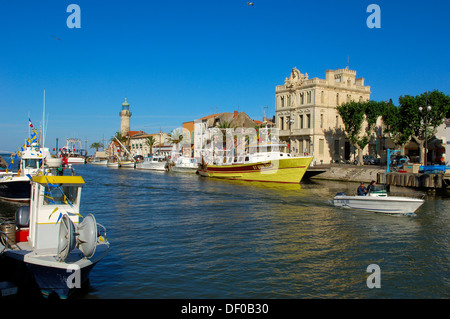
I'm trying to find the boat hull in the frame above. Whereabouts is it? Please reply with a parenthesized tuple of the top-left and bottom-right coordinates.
(171, 166, 198, 173)
(0, 177, 31, 202)
(333, 195, 424, 214)
(91, 160, 107, 165)
(67, 157, 86, 164)
(106, 162, 119, 168)
(119, 161, 135, 169)
(136, 162, 167, 171)
(198, 156, 313, 184)
(3, 243, 109, 299)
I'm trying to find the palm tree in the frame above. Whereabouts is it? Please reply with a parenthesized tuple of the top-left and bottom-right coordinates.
(89, 142, 104, 152)
(167, 129, 184, 145)
(215, 120, 235, 144)
(167, 129, 184, 156)
(145, 136, 155, 156)
(110, 131, 125, 144)
(216, 120, 234, 130)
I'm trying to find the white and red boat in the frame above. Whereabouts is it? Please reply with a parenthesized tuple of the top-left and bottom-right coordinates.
(60, 138, 86, 164)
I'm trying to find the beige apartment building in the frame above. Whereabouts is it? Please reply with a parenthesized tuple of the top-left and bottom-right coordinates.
(275, 67, 371, 164)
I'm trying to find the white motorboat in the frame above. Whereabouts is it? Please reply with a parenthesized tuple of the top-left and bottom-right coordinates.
(136, 155, 167, 171)
(0, 174, 110, 299)
(332, 184, 424, 215)
(167, 156, 199, 173)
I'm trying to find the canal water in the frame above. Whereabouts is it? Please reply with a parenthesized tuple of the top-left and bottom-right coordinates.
(1, 164, 449, 299)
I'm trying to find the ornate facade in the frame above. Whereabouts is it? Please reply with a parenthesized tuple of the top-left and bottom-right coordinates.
(275, 67, 371, 164)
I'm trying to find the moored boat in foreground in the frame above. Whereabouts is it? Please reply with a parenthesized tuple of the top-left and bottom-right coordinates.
(0, 174, 110, 298)
(332, 184, 425, 215)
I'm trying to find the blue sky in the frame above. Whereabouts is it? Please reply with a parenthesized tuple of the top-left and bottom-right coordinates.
(1, 0, 449, 152)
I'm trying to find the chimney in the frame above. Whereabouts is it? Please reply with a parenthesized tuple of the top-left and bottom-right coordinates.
(234, 110, 238, 117)
(355, 78, 365, 86)
(326, 70, 335, 83)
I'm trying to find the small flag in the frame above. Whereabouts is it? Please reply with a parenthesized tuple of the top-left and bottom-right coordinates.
(49, 207, 59, 219)
(30, 130, 38, 143)
(56, 212, 63, 224)
(29, 118, 33, 128)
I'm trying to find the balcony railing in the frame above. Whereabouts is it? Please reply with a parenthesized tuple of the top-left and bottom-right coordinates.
(278, 128, 313, 136)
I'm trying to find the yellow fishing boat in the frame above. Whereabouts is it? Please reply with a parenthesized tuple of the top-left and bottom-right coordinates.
(198, 153, 313, 184)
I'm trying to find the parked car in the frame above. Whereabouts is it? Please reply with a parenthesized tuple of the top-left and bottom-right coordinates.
(390, 155, 410, 166)
(363, 155, 381, 165)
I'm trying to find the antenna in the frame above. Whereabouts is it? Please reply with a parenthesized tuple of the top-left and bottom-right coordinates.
(42, 90, 46, 147)
(28, 112, 30, 139)
(346, 56, 349, 69)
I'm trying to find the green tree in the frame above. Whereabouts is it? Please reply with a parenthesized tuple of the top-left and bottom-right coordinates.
(167, 128, 183, 145)
(381, 100, 409, 146)
(398, 90, 450, 163)
(337, 101, 368, 164)
(110, 131, 125, 143)
(145, 136, 155, 156)
(89, 142, 104, 152)
(166, 129, 183, 156)
(216, 120, 234, 130)
(337, 100, 387, 164)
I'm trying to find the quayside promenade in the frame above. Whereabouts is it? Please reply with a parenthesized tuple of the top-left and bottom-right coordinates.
(306, 164, 450, 190)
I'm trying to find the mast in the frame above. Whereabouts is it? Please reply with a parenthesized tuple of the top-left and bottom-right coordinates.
(42, 90, 46, 147)
(114, 136, 135, 162)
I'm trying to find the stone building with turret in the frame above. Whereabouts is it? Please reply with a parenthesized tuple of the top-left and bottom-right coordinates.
(275, 67, 372, 164)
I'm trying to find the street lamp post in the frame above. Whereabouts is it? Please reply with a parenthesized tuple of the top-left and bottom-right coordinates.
(285, 116, 294, 153)
(418, 105, 432, 166)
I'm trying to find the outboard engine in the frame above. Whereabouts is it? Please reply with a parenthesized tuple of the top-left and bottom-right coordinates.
(15, 206, 30, 228)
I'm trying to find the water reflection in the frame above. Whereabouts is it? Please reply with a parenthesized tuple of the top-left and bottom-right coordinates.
(1, 164, 448, 299)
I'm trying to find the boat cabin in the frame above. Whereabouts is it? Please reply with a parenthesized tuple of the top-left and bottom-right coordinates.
(23, 175, 85, 250)
(367, 184, 388, 197)
(19, 144, 52, 176)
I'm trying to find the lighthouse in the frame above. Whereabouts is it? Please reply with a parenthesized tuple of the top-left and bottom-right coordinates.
(120, 98, 132, 137)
